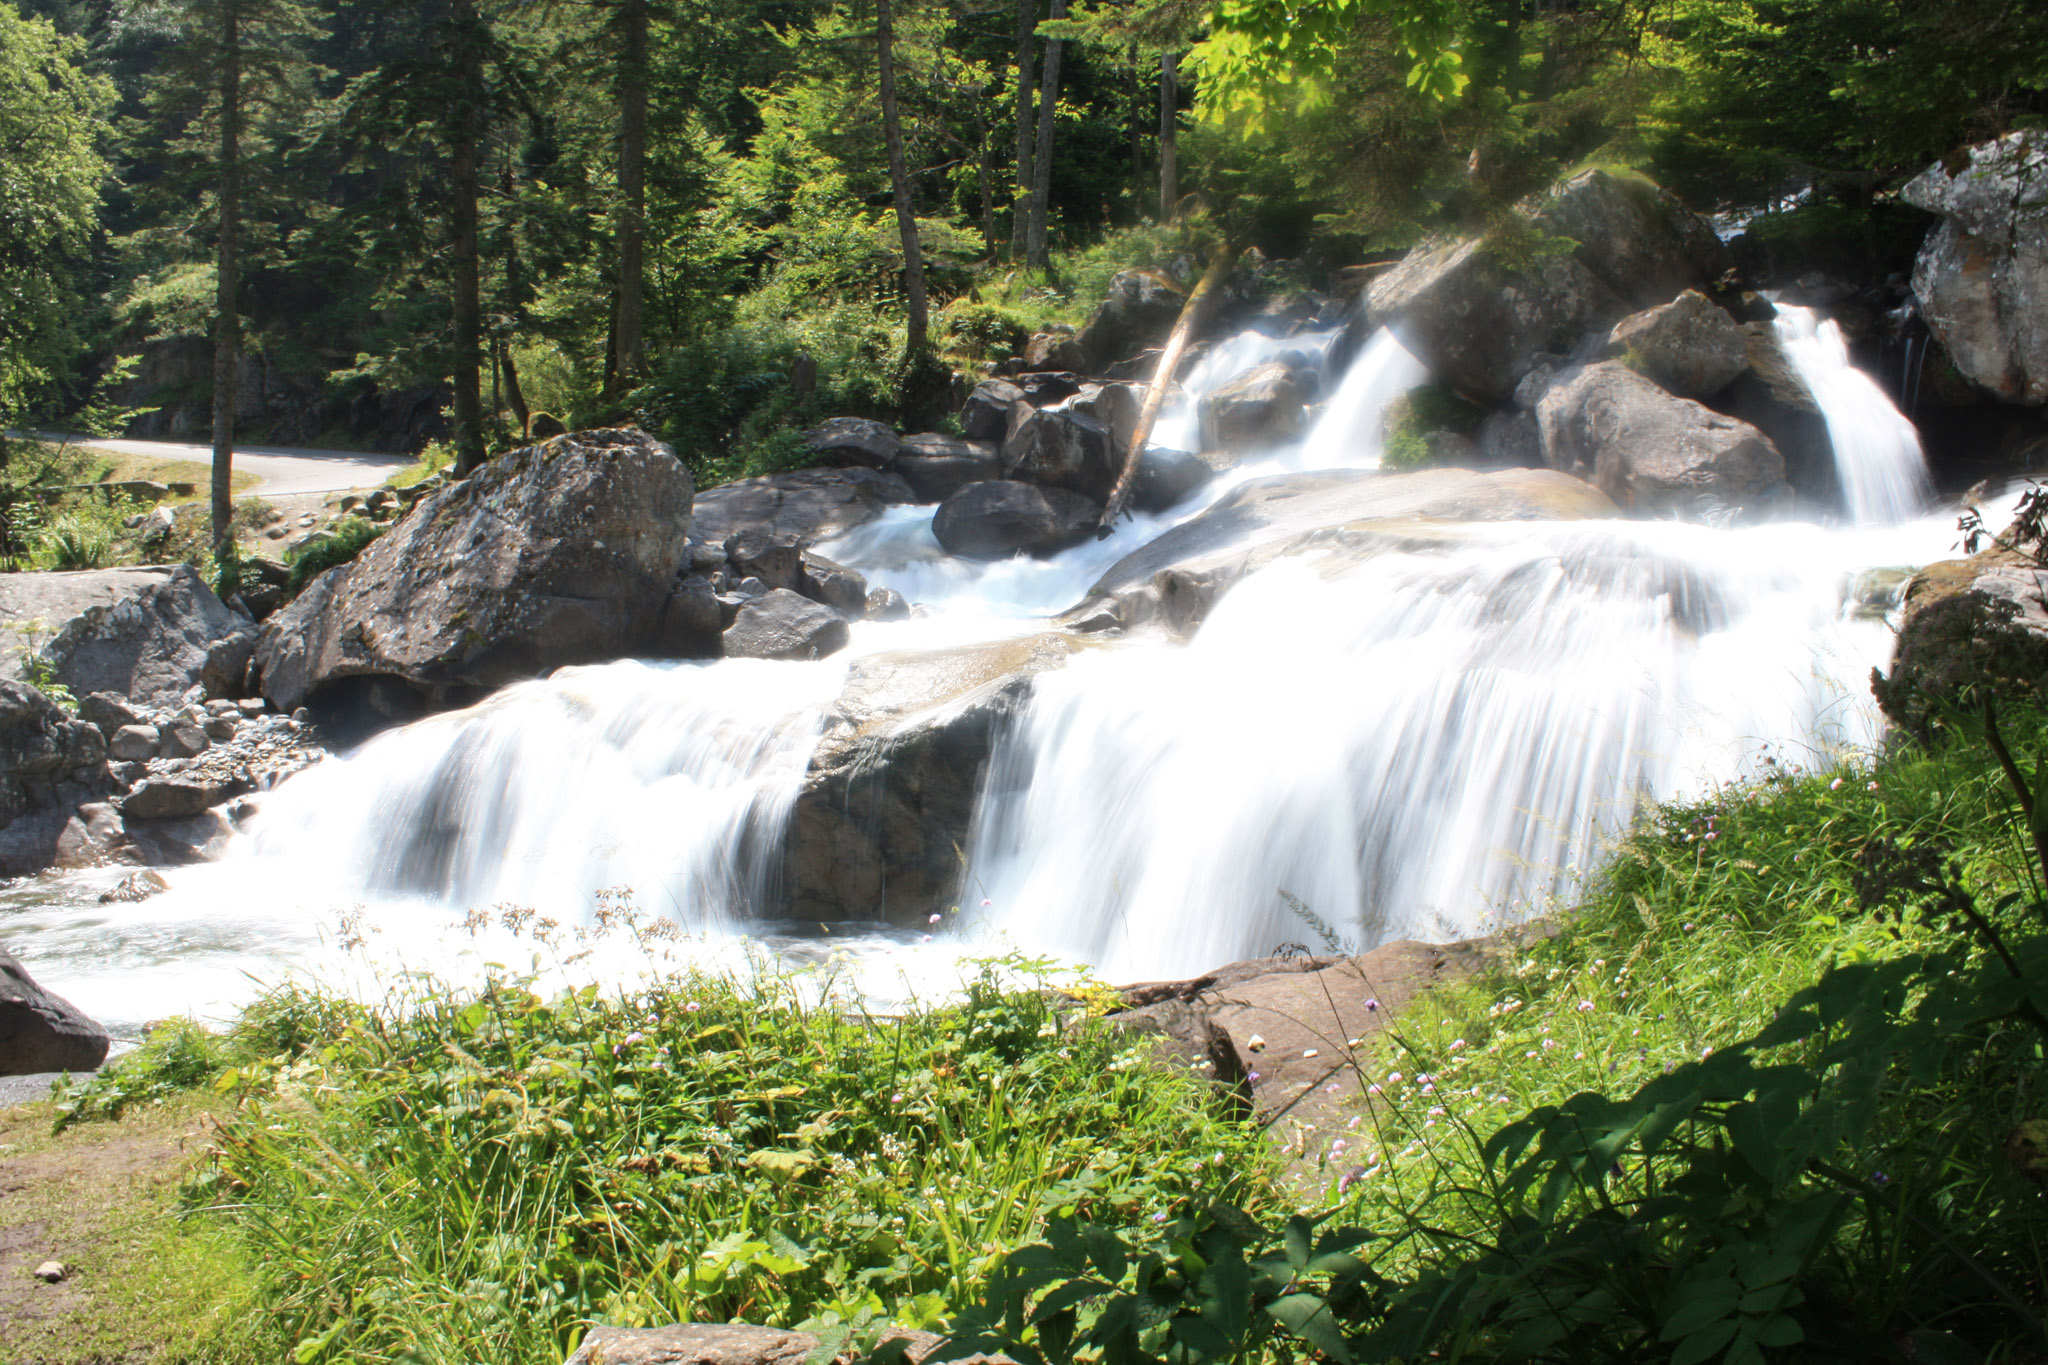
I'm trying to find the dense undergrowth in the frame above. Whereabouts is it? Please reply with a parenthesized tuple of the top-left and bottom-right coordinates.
(49, 706, 2048, 1364)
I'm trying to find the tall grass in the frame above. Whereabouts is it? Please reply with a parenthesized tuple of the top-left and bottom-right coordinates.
(64, 958, 1267, 1365)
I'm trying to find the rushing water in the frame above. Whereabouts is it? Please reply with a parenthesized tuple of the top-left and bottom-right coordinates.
(1774, 305, 1935, 525)
(0, 322, 1985, 1030)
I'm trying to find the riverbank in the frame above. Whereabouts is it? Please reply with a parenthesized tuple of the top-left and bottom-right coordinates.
(8, 696, 2044, 1363)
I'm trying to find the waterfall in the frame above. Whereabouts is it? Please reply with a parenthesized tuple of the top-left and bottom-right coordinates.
(960, 519, 1895, 980)
(0, 325, 1972, 1027)
(1774, 305, 1934, 525)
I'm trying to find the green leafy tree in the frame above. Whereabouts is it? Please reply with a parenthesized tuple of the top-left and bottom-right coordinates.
(0, 3, 112, 419)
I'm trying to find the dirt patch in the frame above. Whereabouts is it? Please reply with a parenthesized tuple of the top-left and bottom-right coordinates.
(0, 1096, 235, 1363)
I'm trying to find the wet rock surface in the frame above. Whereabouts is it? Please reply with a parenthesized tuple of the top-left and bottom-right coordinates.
(1603, 290, 1750, 397)
(781, 634, 1084, 925)
(722, 589, 851, 661)
(1080, 467, 1621, 633)
(1535, 362, 1789, 520)
(932, 481, 1103, 558)
(1877, 543, 2048, 734)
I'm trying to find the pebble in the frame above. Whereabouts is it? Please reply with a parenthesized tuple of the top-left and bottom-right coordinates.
(33, 1261, 65, 1284)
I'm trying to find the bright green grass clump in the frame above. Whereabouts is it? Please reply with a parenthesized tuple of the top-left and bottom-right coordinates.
(85, 962, 1266, 1365)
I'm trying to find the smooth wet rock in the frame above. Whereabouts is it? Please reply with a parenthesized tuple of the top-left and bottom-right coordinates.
(1201, 358, 1312, 450)
(0, 565, 256, 706)
(865, 587, 910, 621)
(255, 428, 694, 716)
(1022, 327, 1086, 372)
(960, 378, 1025, 441)
(120, 808, 234, 865)
(99, 869, 170, 904)
(1476, 410, 1543, 467)
(803, 416, 901, 468)
(1603, 290, 1749, 396)
(999, 402, 1124, 503)
(726, 528, 802, 592)
(1130, 446, 1226, 512)
(1536, 362, 1789, 520)
(158, 721, 209, 759)
(894, 433, 1001, 503)
(782, 634, 1083, 925)
(1903, 134, 2048, 405)
(688, 467, 914, 560)
(932, 481, 1102, 558)
(646, 577, 722, 659)
(722, 589, 850, 662)
(0, 944, 108, 1076)
(797, 551, 868, 616)
(1080, 466, 1620, 633)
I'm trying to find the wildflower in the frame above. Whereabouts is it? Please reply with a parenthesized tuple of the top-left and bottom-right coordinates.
(623, 1031, 643, 1046)
(1427, 1106, 1445, 1117)
(891, 1092, 905, 1103)
(1365, 998, 1379, 1011)
(980, 898, 992, 908)
(1366, 1083, 1382, 1095)
(1830, 777, 1843, 790)
(1330, 1138, 1346, 1154)
(1247, 1071, 1261, 1083)
(1573, 1051, 1585, 1060)
(1449, 1039, 1466, 1051)
(920, 934, 932, 944)
(1302, 1048, 1319, 1059)
(1702, 1045, 1713, 1057)
(929, 913, 942, 924)
(1152, 1212, 1169, 1223)
(684, 1001, 703, 1013)
(1577, 1000, 1595, 1012)
(1870, 1170, 1890, 1187)
(1246, 1034, 1267, 1052)
(1387, 1071, 1402, 1083)
(1867, 781, 1879, 792)
(1337, 1165, 1368, 1194)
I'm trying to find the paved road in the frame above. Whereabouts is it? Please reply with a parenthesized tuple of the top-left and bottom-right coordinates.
(35, 432, 413, 496)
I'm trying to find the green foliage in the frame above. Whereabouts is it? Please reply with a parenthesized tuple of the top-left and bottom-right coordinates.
(1380, 385, 1480, 470)
(0, 4, 113, 418)
(7, 617, 78, 711)
(89, 955, 1265, 1364)
(52, 1021, 229, 1129)
(38, 511, 115, 569)
(284, 515, 384, 592)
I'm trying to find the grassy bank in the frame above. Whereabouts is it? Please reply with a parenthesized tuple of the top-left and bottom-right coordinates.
(30, 708, 2048, 1364)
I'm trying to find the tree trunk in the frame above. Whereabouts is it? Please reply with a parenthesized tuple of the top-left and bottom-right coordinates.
(973, 93, 998, 253)
(449, 0, 485, 476)
(1127, 41, 1141, 181)
(611, 0, 649, 390)
(1158, 49, 1178, 222)
(1025, 0, 1066, 269)
(210, 0, 241, 552)
(1098, 244, 1235, 531)
(501, 341, 529, 435)
(1009, 0, 1034, 261)
(877, 0, 928, 353)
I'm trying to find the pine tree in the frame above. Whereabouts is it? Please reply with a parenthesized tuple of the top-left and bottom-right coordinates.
(132, 0, 317, 547)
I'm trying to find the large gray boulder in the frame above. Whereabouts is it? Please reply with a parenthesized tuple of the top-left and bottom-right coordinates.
(1535, 363, 1789, 520)
(1200, 358, 1313, 450)
(1078, 466, 1620, 633)
(1603, 290, 1749, 396)
(1076, 269, 1186, 369)
(1903, 134, 2048, 405)
(0, 566, 256, 705)
(932, 481, 1103, 558)
(1534, 169, 1733, 311)
(894, 433, 1001, 503)
(1875, 545, 2048, 735)
(255, 428, 693, 714)
(1366, 238, 1620, 403)
(1366, 170, 1732, 403)
(722, 589, 850, 661)
(0, 944, 108, 1076)
(780, 634, 1082, 925)
(803, 416, 901, 467)
(960, 378, 1025, 441)
(688, 466, 915, 555)
(999, 386, 1140, 503)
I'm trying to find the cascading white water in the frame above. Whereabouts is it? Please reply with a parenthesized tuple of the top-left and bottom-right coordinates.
(960, 519, 1898, 979)
(1774, 305, 1934, 525)
(0, 325, 1987, 1029)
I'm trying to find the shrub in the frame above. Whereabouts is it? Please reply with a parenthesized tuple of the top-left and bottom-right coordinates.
(284, 515, 385, 593)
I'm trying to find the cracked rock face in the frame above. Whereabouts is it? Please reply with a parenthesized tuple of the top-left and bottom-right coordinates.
(1905, 134, 2048, 406)
(254, 428, 694, 716)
